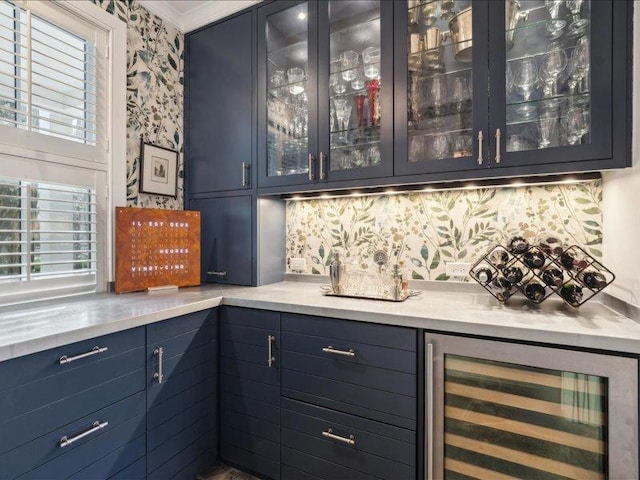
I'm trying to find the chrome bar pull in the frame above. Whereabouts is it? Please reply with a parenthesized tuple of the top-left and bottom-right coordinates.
(477, 130, 484, 165)
(322, 428, 355, 446)
(267, 335, 276, 367)
(241, 162, 249, 186)
(154, 347, 164, 384)
(322, 346, 355, 357)
(59, 346, 108, 365)
(319, 152, 327, 180)
(207, 270, 227, 277)
(426, 342, 434, 480)
(495, 128, 502, 164)
(59, 420, 108, 448)
(308, 154, 316, 181)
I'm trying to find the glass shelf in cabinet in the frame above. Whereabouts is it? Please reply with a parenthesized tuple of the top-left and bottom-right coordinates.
(267, 38, 309, 58)
(507, 5, 592, 37)
(329, 137, 381, 152)
(329, 16, 381, 42)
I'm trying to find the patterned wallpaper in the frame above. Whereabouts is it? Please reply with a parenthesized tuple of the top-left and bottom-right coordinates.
(92, 0, 184, 209)
(286, 180, 603, 281)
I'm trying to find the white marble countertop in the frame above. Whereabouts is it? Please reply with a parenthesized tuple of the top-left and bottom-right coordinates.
(0, 281, 639, 362)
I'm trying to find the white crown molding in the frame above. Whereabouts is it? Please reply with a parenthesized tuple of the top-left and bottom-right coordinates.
(138, 1, 261, 33)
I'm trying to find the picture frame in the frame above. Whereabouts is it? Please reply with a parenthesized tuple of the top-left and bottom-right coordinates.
(139, 139, 178, 198)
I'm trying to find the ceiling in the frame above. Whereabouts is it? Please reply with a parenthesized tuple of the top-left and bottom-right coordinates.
(138, 0, 262, 33)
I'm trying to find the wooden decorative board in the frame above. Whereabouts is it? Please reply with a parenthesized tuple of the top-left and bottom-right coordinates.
(115, 207, 200, 293)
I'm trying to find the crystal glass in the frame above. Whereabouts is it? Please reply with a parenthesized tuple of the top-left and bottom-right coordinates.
(566, 0, 588, 37)
(339, 50, 359, 81)
(568, 35, 589, 97)
(545, 0, 566, 39)
(440, 0, 455, 21)
(540, 42, 567, 97)
(422, 1, 438, 27)
(350, 68, 365, 90)
(565, 106, 589, 145)
(538, 108, 558, 148)
(287, 67, 305, 95)
(510, 57, 539, 116)
(362, 46, 381, 78)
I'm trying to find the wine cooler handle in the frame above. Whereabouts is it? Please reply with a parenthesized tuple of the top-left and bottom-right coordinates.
(308, 154, 316, 181)
(477, 131, 484, 165)
(495, 128, 502, 164)
(426, 342, 434, 480)
(267, 335, 276, 367)
(241, 162, 249, 186)
(154, 347, 164, 384)
(319, 152, 327, 180)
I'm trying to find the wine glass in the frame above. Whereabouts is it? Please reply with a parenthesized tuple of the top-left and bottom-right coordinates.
(333, 98, 347, 142)
(540, 42, 567, 97)
(564, 106, 589, 145)
(340, 51, 359, 81)
(362, 47, 381, 79)
(440, 0, 455, 21)
(567, 36, 589, 98)
(428, 74, 448, 117)
(351, 68, 365, 90)
(538, 108, 558, 148)
(431, 134, 449, 159)
(566, 0, 588, 37)
(510, 57, 539, 116)
(545, 0, 566, 39)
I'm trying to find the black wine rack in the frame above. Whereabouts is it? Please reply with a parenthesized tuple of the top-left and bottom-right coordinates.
(469, 243, 615, 308)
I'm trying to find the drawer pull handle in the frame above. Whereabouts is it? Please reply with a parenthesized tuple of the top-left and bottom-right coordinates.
(426, 342, 434, 480)
(268, 335, 276, 367)
(154, 347, 164, 384)
(59, 346, 108, 365)
(207, 270, 227, 277)
(59, 420, 108, 448)
(322, 428, 355, 446)
(495, 128, 502, 164)
(322, 346, 355, 357)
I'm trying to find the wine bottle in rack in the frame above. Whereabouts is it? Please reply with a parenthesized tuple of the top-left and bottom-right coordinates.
(508, 236, 529, 254)
(475, 267, 493, 284)
(524, 282, 546, 302)
(541, 268, 564, 287)
(502, 266, 524, 284)
(581, 270, 607, 290)
(560, 283, 584, 306)
(523, 250, 545, 269)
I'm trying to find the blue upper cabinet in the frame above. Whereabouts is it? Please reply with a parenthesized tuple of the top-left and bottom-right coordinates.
(393, 0, 631, 181)
(257, 0, 394, 191)
(186, 10, 254, 195)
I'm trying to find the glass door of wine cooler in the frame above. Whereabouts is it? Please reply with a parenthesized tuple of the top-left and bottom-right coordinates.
(426, 333, 638, 480)
(394, 1, 489, 177)
(490, 0, 612, 168)
(318, 0, 393, 181)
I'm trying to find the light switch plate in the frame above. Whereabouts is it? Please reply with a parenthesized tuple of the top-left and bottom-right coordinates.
(290, 257, 307, 272)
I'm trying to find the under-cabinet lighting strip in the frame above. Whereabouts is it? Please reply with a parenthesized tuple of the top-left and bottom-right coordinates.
(281, 172, 601, 201)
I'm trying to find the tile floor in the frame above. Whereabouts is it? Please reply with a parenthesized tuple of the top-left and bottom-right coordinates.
(197, 463, 260, 480)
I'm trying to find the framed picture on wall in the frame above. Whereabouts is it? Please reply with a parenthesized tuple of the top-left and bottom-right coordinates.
(140, 139, 178, 197)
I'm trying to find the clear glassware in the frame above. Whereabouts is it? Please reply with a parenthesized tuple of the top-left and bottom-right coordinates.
(565, 106, 589, 145)
(431, 134, 449, 159)
(362, 46, 381, 79)
(287, 67, 305, 95)
(540, 42, 567, 97)
(340, 50, 359, 81)
(545, 0, 566, 39)
(568, 36, 589, 98)
(538, 108, 558, 148)
(351, 68, 365, 90)
(510, 57, 539, 116)
(566, 0, 588, 37)
(422, 1, 438, 27)
(428, 74, 448, 117)
(440, 0, 455, 21)
(451, 76, 470, 114)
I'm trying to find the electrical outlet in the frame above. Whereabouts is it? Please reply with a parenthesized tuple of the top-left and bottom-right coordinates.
(290, 257, 307, 272)
(446, 262, 471, 277)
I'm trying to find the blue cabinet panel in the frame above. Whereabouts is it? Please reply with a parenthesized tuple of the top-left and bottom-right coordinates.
(147, 340, 216, 391)
(221, 409, 280, 444)
(221, 425, 280, 461)
(221, 373, 279, 407)
(221, 443, 280, 480)
(147, 358, 215, 408)
(106, 457, 146, 480)
(146, 431, 214, 480)
(67, 434, 145, 480)
(147, 310, 213, 345)
(221, 307, 280, 330)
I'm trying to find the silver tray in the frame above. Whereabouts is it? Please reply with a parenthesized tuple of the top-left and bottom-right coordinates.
(320, 285, 421, 302)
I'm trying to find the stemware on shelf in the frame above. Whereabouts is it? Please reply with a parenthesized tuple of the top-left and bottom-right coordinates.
(270, 70, 285, 88)
(566, 0, 588, 37)
(431, 133, 449, 159)
(565, 106, 589, 145)
(510, 56, 539, 117)
(351, 68, 365, 90)
(428, 74, 448, 118)
(362, 47, 381, 79)
(567, 35, 590, 99)
(540, 42, 567, 97)
(538, 108, 559, 148)
(545, 0, 566, 39)
(287, 67, 305, 95)
(340, 50, 359, 81)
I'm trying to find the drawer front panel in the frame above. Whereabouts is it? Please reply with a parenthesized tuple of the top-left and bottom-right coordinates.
(5, 392, 145, 480)
(147, 340, 216, 392)
(0, 369, 144, 457)
(221, 306, 279, 331)
(147, 321, 216, 362)
(281, 399, 416, 480)
(148, 375, 215, 431)
(221, 408, 279, 444)
(221, 391, 280, 425)
(221, 425, 280, 461)
(147, 309, 213, 344)
(147, 430, 214, 480)
(221, 443, 280, 480)
(148, 357, 215, 407)
(0, 346, 145, 424)
(68, 434, 145, 480)
(106, 457, 146, 480)
(281, 314, 416, 351)
(0, 326, 144, 393)
(221, 355, 279, 386)
(221, 373, 279, 407)
(281, 465, 322, 480)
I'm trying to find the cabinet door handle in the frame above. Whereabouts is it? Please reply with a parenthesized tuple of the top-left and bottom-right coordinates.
(241, 162, 250, 186)
(322, 346, 355, 357)
(477, 130, 484, 165)
(495, 128, 502, 164)
(207, 270, 227, 277)
(308, 154, 316, 181)
(426, 342, 434, 480)
(322, 428, 355, 446)
(59, 346, 108, 365)
(319, 152, 327, 180)
(154, 347, 164, 384)
(267, 335, 276, 367)
(59, 420, 108, 448)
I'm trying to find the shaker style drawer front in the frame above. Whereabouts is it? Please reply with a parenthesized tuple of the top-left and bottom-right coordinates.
(281, 314, 417, 429)
(1, 391, 145, 480)
(281, 398, 416, 480)
(146, 309, 212, 345)
(0, 326, 144, 393)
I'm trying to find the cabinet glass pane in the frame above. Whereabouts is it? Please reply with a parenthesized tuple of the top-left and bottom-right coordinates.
(266, 3, 309, 177)
(444, 354, 606, 479)
(328, 1, 381, 171)
(506, 1, 591, 153)
(406, 0, 473, 163)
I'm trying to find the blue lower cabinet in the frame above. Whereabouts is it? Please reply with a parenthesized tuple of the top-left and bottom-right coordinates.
(281, 398, 416, 480)
(146, 309, 218, 480)
(220, 306, 281, 480)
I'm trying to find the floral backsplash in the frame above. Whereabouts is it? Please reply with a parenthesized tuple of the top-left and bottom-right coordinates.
(92, 0, 184, 209)
(286, 180, 602, 281)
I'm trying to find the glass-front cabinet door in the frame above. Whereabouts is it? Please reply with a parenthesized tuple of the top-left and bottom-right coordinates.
(317, 0, 393, 182)
(258, 1, 317, 188)
(426, 334, 638, 479)
(394, 1, 489, 177)
(490, 0, 613, 169)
